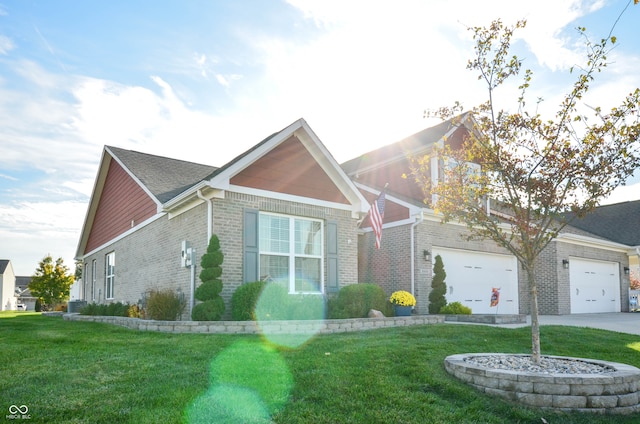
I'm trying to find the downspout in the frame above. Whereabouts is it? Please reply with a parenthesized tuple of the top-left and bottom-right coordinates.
(197, 189, 213, 241)
(192, 189, 213, 316)
(410, 211, 425, 307)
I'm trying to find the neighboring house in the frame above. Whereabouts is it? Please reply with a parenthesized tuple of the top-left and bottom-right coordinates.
(76, 119, 369, 318)
(15, 276, 36, 311)
(342, 115, 634, 315)
(1, 259, 16, 311)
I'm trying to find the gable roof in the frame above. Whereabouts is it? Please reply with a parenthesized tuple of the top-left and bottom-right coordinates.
(164, 118, 369, 216)
(106, 146, 216, 204)
(567, 200, 640, 247)
(0, 259, 9, 274)
(77, 118, 370, 259)
(341, 113, 472, 178)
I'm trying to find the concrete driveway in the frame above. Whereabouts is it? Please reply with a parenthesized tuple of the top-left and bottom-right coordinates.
(501, 313, 640, 336)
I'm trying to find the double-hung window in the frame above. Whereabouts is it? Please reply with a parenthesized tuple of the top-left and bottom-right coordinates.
(105, 252, 115, 299)
(91, 259, 97, 301)
(259, 213, 323, 293)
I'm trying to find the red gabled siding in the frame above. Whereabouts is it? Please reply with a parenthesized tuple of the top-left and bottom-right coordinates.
(355, 157, 428, 204)
(230, 135, 350, 204)
(85, 159, 157, 253)
(360, 190, 409, 229)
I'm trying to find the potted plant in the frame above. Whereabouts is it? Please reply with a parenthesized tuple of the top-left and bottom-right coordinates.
(389, 290, 416, 316)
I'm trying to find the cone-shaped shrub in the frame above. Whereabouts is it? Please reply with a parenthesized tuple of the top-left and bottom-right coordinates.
(192, 234, 226, 320)
(428, 254, 447, 314)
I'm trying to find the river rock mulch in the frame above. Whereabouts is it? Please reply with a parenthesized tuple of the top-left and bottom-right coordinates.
(464, 354, 616, 374)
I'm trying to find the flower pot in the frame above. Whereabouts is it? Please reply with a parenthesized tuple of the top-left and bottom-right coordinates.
(394, 305, 412, 316)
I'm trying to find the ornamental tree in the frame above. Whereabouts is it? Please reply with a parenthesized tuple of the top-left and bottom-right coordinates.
(411, 5, 640, 364)
(28, 255, 75, 311)
(428, 255, 447, 314)
(192, 234, 226, 321)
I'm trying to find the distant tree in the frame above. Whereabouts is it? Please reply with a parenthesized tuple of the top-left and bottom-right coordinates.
(29, 255, 74, 311)
(192, 235, 226, 321)
(428, 255, 447, 314)
(411, 6, 640, 363)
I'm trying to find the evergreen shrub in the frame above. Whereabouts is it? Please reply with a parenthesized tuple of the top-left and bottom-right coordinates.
(231, 281, 266, 321)
(328, 283, 390, 319)
(429, 255, 447, 314)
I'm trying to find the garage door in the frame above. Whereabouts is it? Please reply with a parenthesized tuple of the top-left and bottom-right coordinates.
(432, 248, 519, 314)
(569, 258, 620, 314)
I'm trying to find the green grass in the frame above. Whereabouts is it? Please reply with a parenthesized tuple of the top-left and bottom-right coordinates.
(1, 315, 640, 423)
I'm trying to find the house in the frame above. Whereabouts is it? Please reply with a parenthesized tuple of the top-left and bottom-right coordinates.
(342, 115, 634, 315)
(0, 260, 33, 311)
(15, 276, 36, 311)
(1, 259, 16, 311)
(75, 119, 369, 318)
(76, 116, 635, 318)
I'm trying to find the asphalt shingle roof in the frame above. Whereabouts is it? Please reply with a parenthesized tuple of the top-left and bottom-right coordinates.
(0, 259, 9, 274)
(107, 146, 217, 204)
(341, 115, 466, 175)
(567, 200, 640, 246)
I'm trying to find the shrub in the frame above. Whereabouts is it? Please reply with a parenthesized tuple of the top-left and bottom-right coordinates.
(254, 282, 291, 320)
(79, 302, 129, 316)
(128, 304, 145, 318)
(192, 234, 226, 321)
(231, 281, 266, 321)
(145, 289, 185, 321)
(54, 303, 68, 312)
(328, 283, 390, 319)
(192, 297, 225, 321)
(440, 301, 472, 315)
(429, 255, 447, 314)
(288, 294, 325, 320)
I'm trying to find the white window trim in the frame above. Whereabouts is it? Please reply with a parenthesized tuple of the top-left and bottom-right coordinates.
(105, 252, 115, 300)
(259, 212, 325, 294)
(91, 260, 97, 302)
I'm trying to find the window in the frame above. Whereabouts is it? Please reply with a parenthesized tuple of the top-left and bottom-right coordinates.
(91, 260, 97, 302)
(259, 213, 323, 293)
(105, 252, 115, 299)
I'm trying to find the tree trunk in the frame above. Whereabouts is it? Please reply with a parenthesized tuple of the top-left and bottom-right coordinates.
(527, 267, 541, 364)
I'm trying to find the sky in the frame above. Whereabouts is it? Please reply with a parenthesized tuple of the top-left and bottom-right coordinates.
(0, 0, 638, 276)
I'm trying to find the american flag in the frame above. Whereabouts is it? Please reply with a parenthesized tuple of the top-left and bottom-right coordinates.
(370, 190, 386, 249)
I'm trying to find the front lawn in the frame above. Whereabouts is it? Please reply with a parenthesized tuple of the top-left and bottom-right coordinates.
(1, 314, 639, 423)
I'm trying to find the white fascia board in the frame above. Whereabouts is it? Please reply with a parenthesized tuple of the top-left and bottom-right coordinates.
(79, 213, 166, 259)
(296, 120, 369, 214)
(556, 232, 632, 253)
(229, 185, 357, 213)
(209, 119, 306, 189)
(358, 217, 417, 235)
(105, 146, 163, 212)
(162, 180, 209, 210)
(207, 118, 368, 216)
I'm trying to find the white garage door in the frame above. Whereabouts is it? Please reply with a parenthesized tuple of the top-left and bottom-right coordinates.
(569, 258, 620, 314)
(432, 248, 519, 314)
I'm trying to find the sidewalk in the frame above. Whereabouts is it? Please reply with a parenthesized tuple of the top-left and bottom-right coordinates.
(497, 313, 640, 335)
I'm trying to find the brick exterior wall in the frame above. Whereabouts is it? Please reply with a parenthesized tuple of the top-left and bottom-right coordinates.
(358, 216, 630, 316)
(82, 191, 359, 319)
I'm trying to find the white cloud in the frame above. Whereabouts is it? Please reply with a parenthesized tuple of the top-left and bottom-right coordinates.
(0, 35, 14, 54)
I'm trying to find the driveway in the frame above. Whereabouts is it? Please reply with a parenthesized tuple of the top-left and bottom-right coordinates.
(500, 313, 640, 335)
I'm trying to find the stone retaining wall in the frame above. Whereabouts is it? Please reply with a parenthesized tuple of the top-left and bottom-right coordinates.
(445, 353, 640, 414)
(63, 313, 444, 334)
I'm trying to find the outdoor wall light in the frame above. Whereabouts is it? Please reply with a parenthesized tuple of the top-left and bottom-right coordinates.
(423, 249, 431, 261)
(624, 267, 630, 275)
(562, 259, 569, 269)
